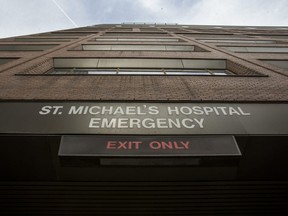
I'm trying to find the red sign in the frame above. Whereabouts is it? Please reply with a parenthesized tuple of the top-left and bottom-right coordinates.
(59, 135, 241, 157)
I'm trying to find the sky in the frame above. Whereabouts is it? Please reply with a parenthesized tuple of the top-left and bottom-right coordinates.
(0, 0, 288, 38)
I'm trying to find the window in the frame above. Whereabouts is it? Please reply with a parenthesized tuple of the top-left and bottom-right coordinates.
(104, 32, 167, 37)
(221, 46, 288, 53)
(262, 60, 288, 70)
(50, 68, 233, 76)
(48, 58, 232, 76)
(0, 44, 58, 51)
(82, 44, 196, 51)
(139, 28, 163, 32)
(95, 38, 180, 42)
(0, 58, 17, 65)
(180, 33, 234, 37)
(199, 39, 275, 44)
(54, 58, 226, 69)
(39, 33, 89, 36)
(110, 28, 133, 32)
(246, 34, 288, 39)
(51, 32, 97, 35)
(14, 38, 72, 42)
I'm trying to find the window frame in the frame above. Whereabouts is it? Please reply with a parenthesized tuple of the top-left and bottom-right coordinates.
(48, 68, 234, 76)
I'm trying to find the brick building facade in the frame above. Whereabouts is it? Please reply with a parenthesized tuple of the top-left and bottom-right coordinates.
(0, 24, 288, 215)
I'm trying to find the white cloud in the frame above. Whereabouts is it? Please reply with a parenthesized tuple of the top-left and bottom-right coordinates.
(0, 0, 288, 38)
(176, 0, 288, 26)
(129, 0, 288, 26)
(0, 0, 79, 38)
(136, 0, 166, 12)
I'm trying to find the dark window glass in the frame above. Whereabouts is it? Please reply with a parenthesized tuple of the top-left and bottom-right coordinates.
(82, 44, 195, 51)
(49, 68, 233, 76)
(262, 60, 288, 70)
(221, 46, 288, 53)
(200, 39, 275, 44)
(95, 38, 180, 42)
(54, 58, 226, 69)
(14, 38, 72, 42)
(0, 44, 57, 51)
(0, 58, 17, 65)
